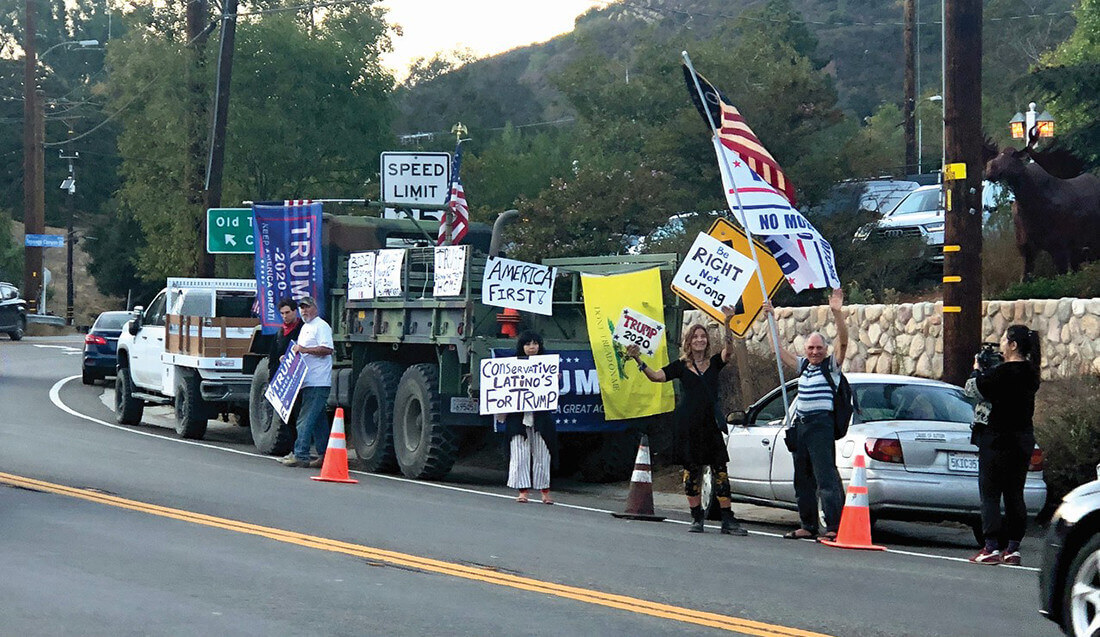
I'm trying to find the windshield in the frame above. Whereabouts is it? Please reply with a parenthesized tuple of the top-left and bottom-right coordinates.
(854, 383, 974, 424)
(889, 188, 941, 217)
(93, 312, 131, 330)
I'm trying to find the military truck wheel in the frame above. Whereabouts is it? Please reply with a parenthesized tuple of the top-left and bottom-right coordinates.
(392, 364, 456, 480)
(115, 366, 144, 425)
(349, 361, 402, 473)
(174, 369, 209, 439)
(578, 430, 641, 483)
(248, 366, 294, 455)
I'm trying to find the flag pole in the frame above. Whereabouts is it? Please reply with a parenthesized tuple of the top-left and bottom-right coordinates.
(682, 51, 791, 415)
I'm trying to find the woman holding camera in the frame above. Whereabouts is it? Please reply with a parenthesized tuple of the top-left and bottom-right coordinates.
(626, 307, 747, 537)
(968, 324, 1041, 566)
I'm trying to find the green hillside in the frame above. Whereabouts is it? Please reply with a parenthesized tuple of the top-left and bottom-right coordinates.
(394, 0, 1076, 139)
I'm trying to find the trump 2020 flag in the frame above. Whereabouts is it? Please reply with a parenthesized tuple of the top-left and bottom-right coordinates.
(253, 200, 325, 333)
(683, 64, 840, 291)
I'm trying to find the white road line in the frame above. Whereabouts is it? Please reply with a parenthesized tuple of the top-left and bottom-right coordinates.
(48, 375, 1040, 573)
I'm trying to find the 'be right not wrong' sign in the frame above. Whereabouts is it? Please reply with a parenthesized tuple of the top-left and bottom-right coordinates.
(671, 232, 757, 319)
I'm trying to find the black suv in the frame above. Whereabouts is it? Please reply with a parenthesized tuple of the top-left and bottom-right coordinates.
(0, 282, 26, 340)
(1040, 470, 1100, 635)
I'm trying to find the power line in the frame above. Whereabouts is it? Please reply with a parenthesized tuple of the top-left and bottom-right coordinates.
(615, 0, 1073, 28)
(232, 0, 373, 18)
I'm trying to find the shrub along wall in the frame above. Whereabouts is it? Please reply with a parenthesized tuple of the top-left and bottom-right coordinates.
(684, 297, 1100, 380)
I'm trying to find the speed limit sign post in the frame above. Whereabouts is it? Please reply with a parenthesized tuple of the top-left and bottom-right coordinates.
(612, 307, 665, 357)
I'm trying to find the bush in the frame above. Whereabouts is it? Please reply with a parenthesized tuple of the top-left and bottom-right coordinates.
(996, 261, 1100, 300)
(1034, 376, 1100, 509)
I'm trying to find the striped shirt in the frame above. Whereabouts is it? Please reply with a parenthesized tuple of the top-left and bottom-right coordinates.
(795, 355, 837, 416)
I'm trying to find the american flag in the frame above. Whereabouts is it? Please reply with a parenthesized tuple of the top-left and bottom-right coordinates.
(683, 65, 798, 207)
(438, 142, 469, 245)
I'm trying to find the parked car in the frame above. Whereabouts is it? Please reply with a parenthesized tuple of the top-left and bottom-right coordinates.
(1039, 467, 1100, 636)
(82, 310, 132, 384)
(704, 372, 1046, 543)
(0, 281, 26, 341)
(851, 183, 1008, 262)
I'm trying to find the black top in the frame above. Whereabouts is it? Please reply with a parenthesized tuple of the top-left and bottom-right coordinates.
(661, 352, 728, 466)
(268, 320, 303, 377)
(975, 361, 1039, 437)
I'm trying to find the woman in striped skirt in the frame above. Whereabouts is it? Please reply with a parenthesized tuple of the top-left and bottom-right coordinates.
(497, 331, 558, 504)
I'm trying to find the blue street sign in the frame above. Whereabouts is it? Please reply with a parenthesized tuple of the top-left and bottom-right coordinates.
(25, 234, 65, 248)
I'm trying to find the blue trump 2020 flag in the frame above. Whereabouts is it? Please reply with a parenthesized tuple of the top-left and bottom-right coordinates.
(252, 200, 324, 334)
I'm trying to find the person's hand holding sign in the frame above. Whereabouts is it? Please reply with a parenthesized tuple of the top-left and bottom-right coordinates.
(626, 343, 665, 382)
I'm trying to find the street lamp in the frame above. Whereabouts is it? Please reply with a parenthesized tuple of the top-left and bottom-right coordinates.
(1009, 102, 1055, 141)
(917, 95, 944, 176)
(22, 37, 100, 316)
(39, 39, 100, 60)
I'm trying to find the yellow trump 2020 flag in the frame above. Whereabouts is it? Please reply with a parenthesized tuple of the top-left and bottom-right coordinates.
(581, 268, 675, 421)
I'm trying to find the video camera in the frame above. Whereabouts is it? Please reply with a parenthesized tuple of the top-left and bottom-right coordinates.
(976, 342, 1004, 372)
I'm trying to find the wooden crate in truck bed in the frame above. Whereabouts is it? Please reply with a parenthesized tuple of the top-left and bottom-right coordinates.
(166, 314, 259, 358)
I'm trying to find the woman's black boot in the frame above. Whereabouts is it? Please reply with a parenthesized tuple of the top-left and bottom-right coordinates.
(689, 505, 705, 533)
(720, 508, 748, 536)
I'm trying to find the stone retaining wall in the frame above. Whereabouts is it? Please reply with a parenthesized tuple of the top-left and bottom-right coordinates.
(684, 297, 1100, 380)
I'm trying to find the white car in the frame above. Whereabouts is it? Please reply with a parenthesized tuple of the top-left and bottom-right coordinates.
(852, 183, 1007, 262)
(705, 373, 1046, 543)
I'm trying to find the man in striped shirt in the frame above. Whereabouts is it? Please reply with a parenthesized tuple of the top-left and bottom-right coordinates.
(763, 289, 849, 541)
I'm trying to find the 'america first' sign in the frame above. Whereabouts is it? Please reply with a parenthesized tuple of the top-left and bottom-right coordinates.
(481, 256, 557, 316)
(253, 202, 325, 334)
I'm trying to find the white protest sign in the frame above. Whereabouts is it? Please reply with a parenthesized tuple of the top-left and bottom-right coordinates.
(433, 245, 467, 297)
(612, 307, 665, 357)
(374, 249, 405, 297)
(347, 251, 376, 300)
(481, 256, 557, 316)
(671, 232, 757, 312)
(479, 354, 561, 415)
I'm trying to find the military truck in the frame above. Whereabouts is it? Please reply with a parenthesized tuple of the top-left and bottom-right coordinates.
(247, 210, 682, 481)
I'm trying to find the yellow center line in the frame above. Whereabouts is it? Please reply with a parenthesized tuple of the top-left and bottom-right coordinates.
(1, 471, 832, 637)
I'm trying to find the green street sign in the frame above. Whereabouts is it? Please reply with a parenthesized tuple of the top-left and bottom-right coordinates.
(207, 208, 255, 254)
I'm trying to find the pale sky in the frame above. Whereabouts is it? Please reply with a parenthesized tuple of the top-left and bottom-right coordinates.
(379, 0, 610, 81)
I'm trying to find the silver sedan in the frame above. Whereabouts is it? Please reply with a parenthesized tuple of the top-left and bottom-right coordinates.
(704, 373, 1046, 544)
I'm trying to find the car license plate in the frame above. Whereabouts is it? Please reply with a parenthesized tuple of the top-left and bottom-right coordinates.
(948, 452, 979, 473)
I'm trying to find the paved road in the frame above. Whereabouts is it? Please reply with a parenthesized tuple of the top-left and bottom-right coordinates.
(0, 336, 1061, 636)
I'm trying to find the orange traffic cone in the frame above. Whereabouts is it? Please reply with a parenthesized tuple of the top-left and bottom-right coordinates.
(311, 407, 358, 484)
(611, 435, 665, 522)
(820, 454, 884, 551)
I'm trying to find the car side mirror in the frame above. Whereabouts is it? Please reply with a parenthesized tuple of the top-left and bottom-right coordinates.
(727, 410, 748, 427)
(128, 314, 143, 335)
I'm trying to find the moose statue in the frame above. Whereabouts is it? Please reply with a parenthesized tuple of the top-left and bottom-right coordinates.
(984, 135, 1100, 280)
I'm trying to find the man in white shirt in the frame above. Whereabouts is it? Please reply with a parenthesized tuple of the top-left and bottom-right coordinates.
(281, 296, 334, 468)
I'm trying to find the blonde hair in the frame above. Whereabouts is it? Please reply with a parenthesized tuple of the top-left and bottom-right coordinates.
(679, 323, 712, 363)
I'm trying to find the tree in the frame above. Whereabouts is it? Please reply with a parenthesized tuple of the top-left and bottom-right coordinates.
(106, 4, 395, 281)
(1025, 0, 1100, 169)
(512, 165, 689, 260)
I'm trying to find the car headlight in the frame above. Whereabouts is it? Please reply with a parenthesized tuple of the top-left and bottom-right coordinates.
(923, 222, 945, 233)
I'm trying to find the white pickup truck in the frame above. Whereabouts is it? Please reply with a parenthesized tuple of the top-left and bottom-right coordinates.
(115, 278, 259, 439)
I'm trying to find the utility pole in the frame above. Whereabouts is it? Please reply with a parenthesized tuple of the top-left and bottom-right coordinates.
(185, 0, 212, 277)
(22, 0, 42, 314)
(903, 0, 917, 176)
(60, 147, 78, 326)
(941, 0, 983, 386)
(203, 0, 239, 278)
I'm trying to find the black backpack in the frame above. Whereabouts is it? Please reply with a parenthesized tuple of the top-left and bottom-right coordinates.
(799, 357, 855, 440)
